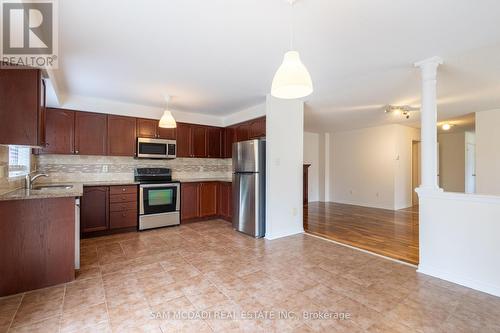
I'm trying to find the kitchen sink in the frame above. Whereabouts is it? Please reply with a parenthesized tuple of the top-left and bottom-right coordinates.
(32, 184, 74, 190)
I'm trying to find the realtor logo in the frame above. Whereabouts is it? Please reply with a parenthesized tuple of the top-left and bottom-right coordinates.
(1, 0, 58, 68)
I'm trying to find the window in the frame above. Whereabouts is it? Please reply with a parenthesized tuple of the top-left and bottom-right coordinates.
(8, 146, 31, 177)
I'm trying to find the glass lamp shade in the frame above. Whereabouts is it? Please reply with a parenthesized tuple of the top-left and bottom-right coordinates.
(159, 110, 176, 128)
(271, 51, 313, 99)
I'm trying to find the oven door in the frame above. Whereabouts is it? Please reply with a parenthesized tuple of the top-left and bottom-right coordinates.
(140, 183, 180, 215)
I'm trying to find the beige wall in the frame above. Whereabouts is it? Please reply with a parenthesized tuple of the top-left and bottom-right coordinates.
(330, 124, 420, 210)
(476, 109, 500, 195)
(438, 132, 466, 193)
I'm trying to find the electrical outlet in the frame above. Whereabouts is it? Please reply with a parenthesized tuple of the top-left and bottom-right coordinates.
(102, 165, 109, 173)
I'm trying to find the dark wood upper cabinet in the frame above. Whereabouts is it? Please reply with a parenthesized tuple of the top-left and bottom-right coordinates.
(176, 123, 192, 157)
(158, 126, 176, 140)
(0, 67, 45, 146)
(191, 125, 207, 158)
(207, 127, 222, 158)
(235, 123, 250, 142)
(136, 118, 158, 138)
(249, 117, 266, 139)
(137, 118, 176, 140)
(199, 182, 218, 217)
(75, 112, 107, 156)
(108, 115, 136, 156)
(181, 183, 200, 220)
(81, 186, 109, 233)
(40, 108, 75, 154)
(223, 127, 235, 158)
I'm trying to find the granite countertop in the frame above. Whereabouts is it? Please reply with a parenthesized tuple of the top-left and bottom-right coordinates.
(79, 180, 140, 187)
(177, 177, 232, 183)
(0, 183, 83, 201)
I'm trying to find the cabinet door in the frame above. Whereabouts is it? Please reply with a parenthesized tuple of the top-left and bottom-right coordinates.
(40, 108, 75, 154)
(218, 182, 233, 219)
(181, 183, 200, 220)
(207, 127, 222, 158)
(0, 68, 42, 146)
(81, 187, 109, 233)
(223, 127, 235, 158)
(38, 79, 47, 147)
(249, 117, 266, 139)
(158, 126, 176, 140)
(108, 115, 136, 156)
(235, 123, 250, 142)
(75, 112, 107, 156)
(136, 118, 158, 138)
(199, 182, 218, 217)
(176, 123, 191, 157)
(191, 125, 208, 158)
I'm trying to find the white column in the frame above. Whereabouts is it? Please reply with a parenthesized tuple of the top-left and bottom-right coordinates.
(265, 95, 304, 240)
(414, 56, 443, 192)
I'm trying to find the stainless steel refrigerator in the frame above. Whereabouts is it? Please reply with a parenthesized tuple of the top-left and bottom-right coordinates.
(232, 139, 266, 238)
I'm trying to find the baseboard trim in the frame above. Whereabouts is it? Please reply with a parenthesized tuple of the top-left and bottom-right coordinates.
(265, 228, 304, 241)
(417, 264, 500, 297)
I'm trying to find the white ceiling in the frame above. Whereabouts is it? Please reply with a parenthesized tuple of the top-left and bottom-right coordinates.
(52, 0, 500, 131)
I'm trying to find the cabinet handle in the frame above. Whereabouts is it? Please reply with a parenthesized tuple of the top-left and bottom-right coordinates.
(122, 213, 126, 217)
(122, 188, 126, 192)
(75, 150, 79, 154)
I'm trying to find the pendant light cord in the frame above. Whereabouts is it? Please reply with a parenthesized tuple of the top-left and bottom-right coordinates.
(289, 0, 294, 51)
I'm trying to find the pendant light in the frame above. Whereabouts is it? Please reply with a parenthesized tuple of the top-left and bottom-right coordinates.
(271, 0, 313, 99)
(159, 95, 177, 128)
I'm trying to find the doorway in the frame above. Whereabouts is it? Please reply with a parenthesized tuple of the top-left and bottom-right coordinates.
(412, 141, 421, 206)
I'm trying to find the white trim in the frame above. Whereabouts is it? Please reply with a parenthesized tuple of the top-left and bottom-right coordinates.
(304, 232, 417, 268)
(417, 189, 500, 204)
(418, 264, 500, 297)
(265, 228, 304, 241)
(414, 56, 444, 68)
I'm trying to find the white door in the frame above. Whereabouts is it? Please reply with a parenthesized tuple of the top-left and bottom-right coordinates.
(466, 143, 476, 193)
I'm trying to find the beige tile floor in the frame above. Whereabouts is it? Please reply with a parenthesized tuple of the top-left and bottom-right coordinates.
(1, 219, 499, 332)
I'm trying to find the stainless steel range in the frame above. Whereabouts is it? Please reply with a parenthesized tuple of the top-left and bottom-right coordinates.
(135, 168, 180, 230)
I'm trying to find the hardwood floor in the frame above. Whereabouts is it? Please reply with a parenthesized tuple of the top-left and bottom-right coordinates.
(304, 202, 419, 264)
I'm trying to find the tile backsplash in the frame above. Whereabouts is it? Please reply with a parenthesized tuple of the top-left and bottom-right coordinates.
(35, 154, 232, 183)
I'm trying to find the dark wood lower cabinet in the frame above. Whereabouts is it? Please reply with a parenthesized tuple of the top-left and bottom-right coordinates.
(81, 186, 109, 233)
(181, 182, 200, 220)
(181, 181, 232, 222)
(81, 185, 137, 237)
(218, 182, 233, 221)
(0, 198, 75, 297)
(199, 182, 218, 217)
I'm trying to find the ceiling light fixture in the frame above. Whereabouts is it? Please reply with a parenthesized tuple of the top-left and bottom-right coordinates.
(441, 123, 453, 131)
(385, 105, 419, 119)
(271, 0, 313, 99)
(159, 95, 177, 128)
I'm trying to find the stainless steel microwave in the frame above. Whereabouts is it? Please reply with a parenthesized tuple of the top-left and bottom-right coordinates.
(137, 138, 176, 159)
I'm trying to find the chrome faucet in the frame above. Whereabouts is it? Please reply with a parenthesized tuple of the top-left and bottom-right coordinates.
(25, 173, 49, 190)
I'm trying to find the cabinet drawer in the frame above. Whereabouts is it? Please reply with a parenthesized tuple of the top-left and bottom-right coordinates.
(109, 193, 137, 203)
(109, 201, 137, 212)
(109, 210, 137, 229)
(109, 185, 137, 195)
